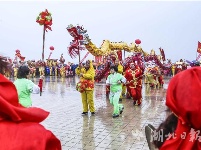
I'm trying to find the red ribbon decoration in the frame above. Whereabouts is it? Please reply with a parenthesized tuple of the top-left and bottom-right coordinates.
(15, 50, 25, 61)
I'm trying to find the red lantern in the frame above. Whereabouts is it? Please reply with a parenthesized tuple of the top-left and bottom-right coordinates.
(50, 46, 54, 50)
(135, 39, 141, 45)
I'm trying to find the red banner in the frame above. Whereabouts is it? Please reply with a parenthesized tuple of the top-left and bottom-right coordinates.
(159, 47, 166, 61)
(116, 50, 122, 61)
(95, 56, 102, 63)
(197, 41, 201, 54)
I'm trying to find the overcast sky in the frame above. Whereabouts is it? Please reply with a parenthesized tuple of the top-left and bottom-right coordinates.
(0, 1, 201, 63)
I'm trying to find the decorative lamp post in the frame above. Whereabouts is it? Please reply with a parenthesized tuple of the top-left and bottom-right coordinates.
(36, 9, 53, 61)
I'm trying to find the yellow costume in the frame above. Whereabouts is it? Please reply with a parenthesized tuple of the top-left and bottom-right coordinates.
(171, 65, 176, 77)
(33, 67, 36, 77)
(117, 63, 126, 100)
(39, 66, 44, 76)
(60, 66, 65, 78)
(54, 66, 58, 76)
(121, 73, 127, 96)
(5, 70, 10, 78)
(50, 64, 53, 76)
(53, 61, 58, 76)
(14, 67, 18, 77)
(75, 60, 95, 113)
(117, 64, 123, 74)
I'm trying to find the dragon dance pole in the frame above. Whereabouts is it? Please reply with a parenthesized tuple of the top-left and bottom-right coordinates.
(48, 52, 52, 60)
(36, 9, 52, 61)
(42, 26, 46, 61)
(78, 45, 81, 64)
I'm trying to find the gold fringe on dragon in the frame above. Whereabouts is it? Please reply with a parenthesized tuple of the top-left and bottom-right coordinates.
(85, 40, 148, 56)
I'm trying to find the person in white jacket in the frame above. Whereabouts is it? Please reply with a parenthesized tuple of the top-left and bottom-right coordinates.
(106, 65, 126, 118)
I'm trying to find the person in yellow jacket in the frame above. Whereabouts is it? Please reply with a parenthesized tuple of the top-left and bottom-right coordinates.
(116, 60, 123, 74)
(13, 66, 18, 78)
(171, 64, 176, 77)
(75, 60, 95, 115)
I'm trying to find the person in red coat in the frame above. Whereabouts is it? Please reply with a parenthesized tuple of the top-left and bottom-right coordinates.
(158, 69, 164, 87)
(153, 67, 201, 150)
(0, 57, 61, 150)
(38, 75, 44, 96)
(124, 66, 131, 99)
(124, 63, 143, 106)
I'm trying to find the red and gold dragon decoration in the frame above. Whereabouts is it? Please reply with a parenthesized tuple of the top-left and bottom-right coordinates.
(66, 24, 168, 82)
(66, 24, 147, 58)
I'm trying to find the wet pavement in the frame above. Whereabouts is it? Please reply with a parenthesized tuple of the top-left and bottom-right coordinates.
(28, 76, 171, 150)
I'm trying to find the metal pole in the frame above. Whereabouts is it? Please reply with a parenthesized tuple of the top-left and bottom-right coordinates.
(78, 45, 81, 64)
(42, 26, 45, 61)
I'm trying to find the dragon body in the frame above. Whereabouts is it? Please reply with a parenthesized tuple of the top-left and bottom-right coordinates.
(66, 24, 169, 82)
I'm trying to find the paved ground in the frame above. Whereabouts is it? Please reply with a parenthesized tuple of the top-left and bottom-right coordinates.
(28, 76, 171, 150)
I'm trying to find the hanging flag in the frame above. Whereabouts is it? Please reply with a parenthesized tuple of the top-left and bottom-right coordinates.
(95, 56, 102, 63)
(159, 47, 166, 61)
(197, 41, 201, 54)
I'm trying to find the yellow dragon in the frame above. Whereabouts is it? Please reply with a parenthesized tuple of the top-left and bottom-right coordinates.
(66, 24, 148, 57)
